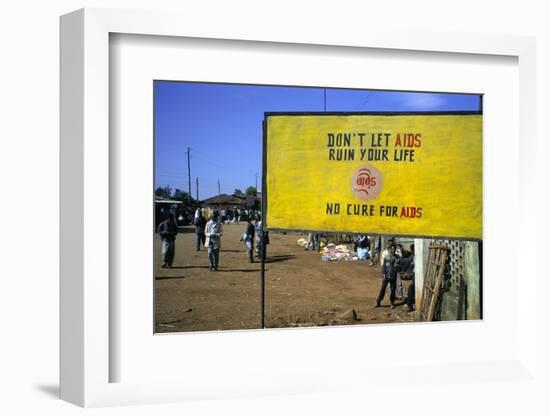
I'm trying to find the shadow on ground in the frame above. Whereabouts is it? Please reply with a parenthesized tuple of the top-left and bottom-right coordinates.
(35, 384, 59, 399)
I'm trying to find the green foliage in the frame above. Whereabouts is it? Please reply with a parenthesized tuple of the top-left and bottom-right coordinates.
(155, 185, 172, 198)
(173, 189, 193, 204)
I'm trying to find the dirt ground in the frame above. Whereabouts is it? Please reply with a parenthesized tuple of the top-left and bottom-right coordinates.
(155, 223, 415, 333)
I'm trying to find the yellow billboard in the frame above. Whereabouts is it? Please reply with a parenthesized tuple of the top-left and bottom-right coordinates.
(264, 113, 482, 240)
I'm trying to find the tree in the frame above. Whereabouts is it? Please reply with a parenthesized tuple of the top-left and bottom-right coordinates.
(173, 188, 193, 205)
(234, 188, 243, 195)
(155, 185, 172, 199)
(245, 186, 257, 196)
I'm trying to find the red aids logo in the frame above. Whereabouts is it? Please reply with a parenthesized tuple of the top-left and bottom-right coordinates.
(351, 165, 383, 200)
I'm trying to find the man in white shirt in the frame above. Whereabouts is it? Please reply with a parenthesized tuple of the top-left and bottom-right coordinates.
(205, 211, 223, 271)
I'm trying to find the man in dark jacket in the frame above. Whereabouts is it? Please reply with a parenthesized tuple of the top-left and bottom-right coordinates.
(194, 209, 207, 251)
(157, 211, 178, 268)
(244, 217, 255, 263)
(375, 244, 400, 308)
(375, 243, 414, 309)
(254, 216, 269, 260)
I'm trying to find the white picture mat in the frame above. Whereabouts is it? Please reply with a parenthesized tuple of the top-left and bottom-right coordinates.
(110, 33, 521, 384)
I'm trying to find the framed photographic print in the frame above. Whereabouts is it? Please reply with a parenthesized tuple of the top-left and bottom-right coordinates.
(60, 7, 538, 408)
(153, 81, 483, 334)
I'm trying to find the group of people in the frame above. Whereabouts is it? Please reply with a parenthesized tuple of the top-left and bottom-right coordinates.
(242, 215, 269, 263)
(159, 208, 417, 312)
(158, 207, 269, 272)
(351, 234, 416, 312)
(375, 239, 416, 312)
(157, 208, 224, 271)
(219, 208, 260, 225)
(300, 232, 417, 313)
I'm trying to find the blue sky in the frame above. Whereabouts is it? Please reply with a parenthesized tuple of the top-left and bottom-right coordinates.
(154, 81, 481, 200)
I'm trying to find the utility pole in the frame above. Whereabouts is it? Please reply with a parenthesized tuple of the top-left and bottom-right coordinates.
(255, 173, 258, 190)
(186, 147, 192, 198)
(196, 177, 199, 201)
(218, 180, 221, 195)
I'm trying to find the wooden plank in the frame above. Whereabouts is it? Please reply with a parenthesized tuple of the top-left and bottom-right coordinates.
(419, 243, 451, 322)
(427, 248, 449, 321)
(420, 246, 438, 321)
(457, 278, 466, 320)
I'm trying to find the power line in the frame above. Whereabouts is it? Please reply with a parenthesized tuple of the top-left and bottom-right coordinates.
(157, 175, 254, 191)
(156, 145, 260, 177)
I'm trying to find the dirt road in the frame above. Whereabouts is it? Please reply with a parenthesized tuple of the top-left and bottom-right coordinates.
(155, 223, 415, 333)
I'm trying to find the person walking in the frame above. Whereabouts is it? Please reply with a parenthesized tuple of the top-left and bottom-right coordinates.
(244, 217, 255, 263)
(157, 210, 178, 268)
(305, 232, 320, 251)
(254, 215, 269, 260)
(254, 216, 262, 258)
(375, 244, 399, 308)
(305, 232, 314, 251)
(354, 235, 370, 260)
(205, 211, 223, 271)
(193, 208, 207, 251)
(261, 229, 270, 260)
